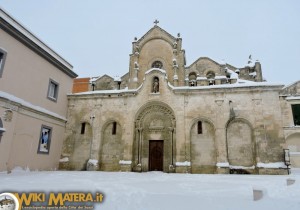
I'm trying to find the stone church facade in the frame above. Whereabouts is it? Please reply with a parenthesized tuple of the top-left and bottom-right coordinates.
(60, 25, 300, 175)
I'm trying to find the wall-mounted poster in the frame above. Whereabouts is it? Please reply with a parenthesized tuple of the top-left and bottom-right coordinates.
(37, 125, 52, 154)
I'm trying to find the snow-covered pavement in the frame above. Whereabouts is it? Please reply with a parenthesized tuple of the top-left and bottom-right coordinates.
(0, 168, 299, 210)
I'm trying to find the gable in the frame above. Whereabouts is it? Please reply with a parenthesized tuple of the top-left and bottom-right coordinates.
(135, 25, 177, 52)
(186, 57, 223, 76)
(281, 80, 300, 95)
(95, 75, 114, 90)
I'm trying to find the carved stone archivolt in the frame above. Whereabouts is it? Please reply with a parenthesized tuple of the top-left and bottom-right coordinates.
(136, 103, 175, 124)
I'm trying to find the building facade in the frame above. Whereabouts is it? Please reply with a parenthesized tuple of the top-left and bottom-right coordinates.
(60, 25, 300, 174)
(0, 8, 77, 172)
(1, 7, 299, 174)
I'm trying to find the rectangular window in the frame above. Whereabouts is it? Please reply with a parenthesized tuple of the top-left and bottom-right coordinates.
(37, 125, 52, 154)
(81, 122, 86, 134)
(47, 79, 59, 101)
(112, 122, 117, 135)
(197, 121, 203, 134)
(292, 104, 300, 126)
(0, 49, 7, 78)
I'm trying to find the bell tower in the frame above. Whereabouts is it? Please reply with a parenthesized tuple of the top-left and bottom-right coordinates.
(128, 21, 186, 89)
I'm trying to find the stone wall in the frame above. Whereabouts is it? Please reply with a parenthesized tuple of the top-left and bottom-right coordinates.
(61, 71, 286, 174)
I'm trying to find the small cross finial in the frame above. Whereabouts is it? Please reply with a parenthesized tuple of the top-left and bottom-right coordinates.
(154, 19, 159, 25)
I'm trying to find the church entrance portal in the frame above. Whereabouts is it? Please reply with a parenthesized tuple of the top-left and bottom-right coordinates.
(149, 140, 164, 171)
(133, 101, 176, 172)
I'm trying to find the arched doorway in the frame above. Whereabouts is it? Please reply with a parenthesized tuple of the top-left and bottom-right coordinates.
(133, 102, 176, 172)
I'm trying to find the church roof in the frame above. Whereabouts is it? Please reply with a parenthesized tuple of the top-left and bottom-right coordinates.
(136, 25, 177, 44)
(186, 57, 238, 70)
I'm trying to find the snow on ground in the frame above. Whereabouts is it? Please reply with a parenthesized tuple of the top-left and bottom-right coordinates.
(0, 169, 300, 210)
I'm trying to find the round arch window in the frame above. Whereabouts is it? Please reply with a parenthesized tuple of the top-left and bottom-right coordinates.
(152, 61, 163, 69)
(188, 72, 197, 86)
(206, 71, 215, 79)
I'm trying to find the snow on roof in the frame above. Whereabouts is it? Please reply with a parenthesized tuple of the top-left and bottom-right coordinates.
(0, 7, 73, 71)
(196, 77, 207, 80)
(249, 72, 257, 76)
(114, 76, 121, 82)
(168, 81, 283, 90)
(145, 68, 166, 75)
(225, 67, 239, 79)
(0, 91, 67, 121)
(0, 127, 6, 132)
(237, 79, 256, 84)
(90, 77, 100, 83)
(215, 76, 227, 79)
(286, 96, 300, 100)
(71, 83, 143, 96)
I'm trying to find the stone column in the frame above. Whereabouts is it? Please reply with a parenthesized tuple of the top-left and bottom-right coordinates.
(168, 127, 175, 172)
(134, 127, 143, 172)
(173, 59, 179, 87)
(133, 64, 139, 89)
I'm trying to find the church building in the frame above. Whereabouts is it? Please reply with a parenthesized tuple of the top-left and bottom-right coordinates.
(60, 23, 300, 175)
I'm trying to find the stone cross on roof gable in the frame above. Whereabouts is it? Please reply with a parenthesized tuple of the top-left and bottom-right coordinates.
(154, 19, 159, 25)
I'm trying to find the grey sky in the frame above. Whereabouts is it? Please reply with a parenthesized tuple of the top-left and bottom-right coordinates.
(1, 0, 299, 84)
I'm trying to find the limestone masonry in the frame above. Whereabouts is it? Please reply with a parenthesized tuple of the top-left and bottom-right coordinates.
(60, 25, 300, 174)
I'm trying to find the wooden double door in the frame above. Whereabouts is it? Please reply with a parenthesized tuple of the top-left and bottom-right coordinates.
(149, 140, 164, 171)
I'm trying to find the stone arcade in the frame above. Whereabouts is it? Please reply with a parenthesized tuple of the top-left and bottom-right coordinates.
(59, 24, 300, 174)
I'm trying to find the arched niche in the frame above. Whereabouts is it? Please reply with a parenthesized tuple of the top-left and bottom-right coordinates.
(226, 119, 255, 168)
(188, 72, 197, 86)
(190, 118, 216, 174)
(152, 76, 159, 93)
(70, 121, 93, 170)
(286, 132, 300, 168)
(100, 120, 123, 171)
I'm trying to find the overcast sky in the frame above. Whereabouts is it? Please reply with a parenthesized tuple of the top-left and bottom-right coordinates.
(1, 0, 299, 84)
